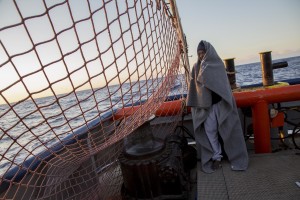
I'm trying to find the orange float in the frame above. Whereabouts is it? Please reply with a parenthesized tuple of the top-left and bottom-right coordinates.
(113, 99, 184, 120)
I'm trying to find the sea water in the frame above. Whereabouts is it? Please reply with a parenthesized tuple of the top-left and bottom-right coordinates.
(235, 56, 300, 86)
(0, 56, 299, 175)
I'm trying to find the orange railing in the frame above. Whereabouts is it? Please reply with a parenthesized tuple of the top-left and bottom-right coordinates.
(234, 84, 300, 153)
(113, 83, 300, 154)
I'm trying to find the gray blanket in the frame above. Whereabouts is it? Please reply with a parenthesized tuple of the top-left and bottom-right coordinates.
(186, 41, 248, 173)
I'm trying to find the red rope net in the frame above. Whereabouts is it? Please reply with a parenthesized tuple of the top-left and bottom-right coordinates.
(0, 0, 187, 199)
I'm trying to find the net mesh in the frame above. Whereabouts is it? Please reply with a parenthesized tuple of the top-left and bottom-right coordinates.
(0, 0, 188, 199)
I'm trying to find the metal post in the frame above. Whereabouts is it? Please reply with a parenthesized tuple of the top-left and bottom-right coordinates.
(259, 51, 274, 86)
(252, 100, 272, 153)
(224, 58, 237, 89)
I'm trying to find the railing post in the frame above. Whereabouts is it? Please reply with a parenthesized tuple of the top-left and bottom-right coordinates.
(251, 100, 272, 153)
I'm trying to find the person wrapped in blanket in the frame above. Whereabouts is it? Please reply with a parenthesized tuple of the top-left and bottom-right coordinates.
(186, 40, 248, 173)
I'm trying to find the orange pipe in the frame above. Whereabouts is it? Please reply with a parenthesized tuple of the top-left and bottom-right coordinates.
(233, 84, 300, 107)
(252, 100, 271, 153)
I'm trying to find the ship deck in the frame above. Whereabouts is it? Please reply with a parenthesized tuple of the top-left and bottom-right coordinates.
(196, 149, 300, 200)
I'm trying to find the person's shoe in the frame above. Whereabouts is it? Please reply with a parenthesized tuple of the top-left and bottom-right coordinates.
(212, 160, 222, 170)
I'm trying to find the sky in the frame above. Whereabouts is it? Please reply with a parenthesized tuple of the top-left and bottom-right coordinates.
(0, 0, 300, 105)
(0, 0, 151, 104)
(175, 0, 300, 66)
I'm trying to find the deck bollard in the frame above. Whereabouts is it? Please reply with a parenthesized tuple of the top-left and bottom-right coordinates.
(224, 58, 237, 89)
(259, 51, 274, 86)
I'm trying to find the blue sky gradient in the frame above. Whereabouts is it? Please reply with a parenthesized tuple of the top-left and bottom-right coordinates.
(176, 0, 300, 65)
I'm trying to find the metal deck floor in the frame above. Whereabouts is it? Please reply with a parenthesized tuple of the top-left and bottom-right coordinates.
(197, 150, 300, 200)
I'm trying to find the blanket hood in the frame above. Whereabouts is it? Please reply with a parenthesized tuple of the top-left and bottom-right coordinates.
(186, 40, 234, 125)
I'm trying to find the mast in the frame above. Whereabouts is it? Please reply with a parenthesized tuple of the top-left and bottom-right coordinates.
(168, 0, 190, 81)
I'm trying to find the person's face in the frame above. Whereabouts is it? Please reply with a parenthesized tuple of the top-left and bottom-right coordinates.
(198, 50, 205, 61)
